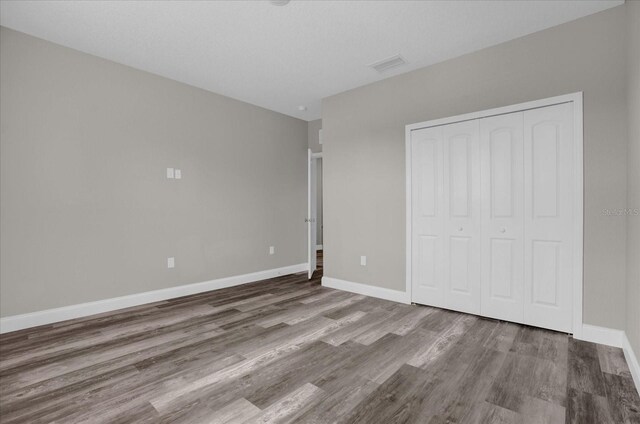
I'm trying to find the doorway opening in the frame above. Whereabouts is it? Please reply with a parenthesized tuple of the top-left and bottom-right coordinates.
(308, 150, 323, 279)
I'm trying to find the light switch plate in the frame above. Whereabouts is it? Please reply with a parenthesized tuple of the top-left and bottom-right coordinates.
(360, 256, 367, 266)
(167, 168, 175, 179)
(167, 257, 175, 268)
(174, 169, 182, 179)
(269, 246, 275, 255)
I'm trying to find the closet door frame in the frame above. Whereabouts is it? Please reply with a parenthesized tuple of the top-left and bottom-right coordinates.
(405, 92, 583, 337)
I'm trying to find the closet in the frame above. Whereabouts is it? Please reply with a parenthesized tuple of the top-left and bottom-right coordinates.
(408, 97, 580, 333)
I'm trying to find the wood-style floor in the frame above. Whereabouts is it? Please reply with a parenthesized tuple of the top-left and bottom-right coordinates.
(1, 251, 639, 423)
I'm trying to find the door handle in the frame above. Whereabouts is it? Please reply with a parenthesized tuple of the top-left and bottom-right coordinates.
(500, 227, 506, 233)
(458, 227, 463, 232)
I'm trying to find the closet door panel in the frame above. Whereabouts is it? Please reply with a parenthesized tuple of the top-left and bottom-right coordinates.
(489, 239, 516, 298)
(449, 236, 471, 293)
(480, 113, 524, 322)
(411, 126, 446, 308)
(443, 120, 481, 314)
(524, 102, 574, 332)
(449, 137, 471, 216)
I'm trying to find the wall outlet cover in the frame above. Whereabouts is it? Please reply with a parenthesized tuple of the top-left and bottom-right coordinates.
(167, 168, 175, 179)
(175, 169, 182, 179)
(167, 257, 175, 268)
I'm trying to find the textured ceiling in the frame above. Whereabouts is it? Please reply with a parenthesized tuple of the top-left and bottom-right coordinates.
(0, 0, 624, 120)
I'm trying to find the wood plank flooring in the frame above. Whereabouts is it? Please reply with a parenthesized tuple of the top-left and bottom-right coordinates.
(1, 251, 639, 423)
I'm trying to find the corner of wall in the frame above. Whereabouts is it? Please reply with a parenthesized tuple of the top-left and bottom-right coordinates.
(626, 0, 640, 366)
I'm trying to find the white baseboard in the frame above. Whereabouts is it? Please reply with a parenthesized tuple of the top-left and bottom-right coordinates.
(622, 333, 640, 394)
(316, 244, 323, 250)
(0, 263, 308, 334)
(579, 324, 639, 394)
(321, 276, 410, 304)
(580, 324, 626, 348)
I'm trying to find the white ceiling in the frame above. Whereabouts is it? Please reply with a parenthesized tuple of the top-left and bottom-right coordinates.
(0, 0, 623, 121)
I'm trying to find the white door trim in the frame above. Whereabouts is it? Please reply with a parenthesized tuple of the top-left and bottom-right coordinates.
(307, 149, 315, 278)
(406, 92, 584, 337)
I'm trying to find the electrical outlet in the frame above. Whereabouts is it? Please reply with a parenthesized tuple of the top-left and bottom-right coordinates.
(167, 168, 175, 179)
(167, 257, 175, 268)
(360, 256, 367, 266)
(269, 246, 275, 255)
(174, 169, 182, 179)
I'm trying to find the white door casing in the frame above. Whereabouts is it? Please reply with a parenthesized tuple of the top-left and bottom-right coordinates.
(308, 149, 317, 278)
(407, 93, 583, 335)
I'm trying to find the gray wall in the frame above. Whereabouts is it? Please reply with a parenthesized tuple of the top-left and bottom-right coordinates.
(0, 27, 308, 317)
(322, 5, 629, 330)
(308, 119, 322, 153)
(626, 1, 640, 358)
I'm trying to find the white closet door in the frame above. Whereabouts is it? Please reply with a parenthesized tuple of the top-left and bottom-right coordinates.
(442, 120, 481, 314)
(523, 103, 574, 332)
(480, 112, 525, 323)
(411, 126, 446, 308)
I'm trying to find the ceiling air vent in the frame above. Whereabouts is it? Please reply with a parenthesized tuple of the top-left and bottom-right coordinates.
(368, 54, 407, 73)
